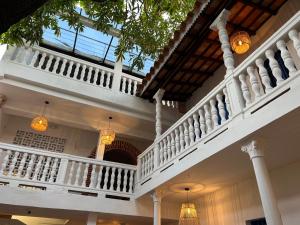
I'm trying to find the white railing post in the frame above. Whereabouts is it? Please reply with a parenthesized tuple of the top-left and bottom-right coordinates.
(56, 158, 68, 185)
(112, 59, 122, 93)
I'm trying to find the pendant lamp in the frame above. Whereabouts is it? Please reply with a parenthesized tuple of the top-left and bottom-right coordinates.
(31, 101, 49, 132)
(178, 188, 199, 225)
(101, 116, 115, 145)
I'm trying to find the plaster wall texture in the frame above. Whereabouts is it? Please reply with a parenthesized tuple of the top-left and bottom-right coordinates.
(186, 0, 300, 110)
(195, 160, 300, 225)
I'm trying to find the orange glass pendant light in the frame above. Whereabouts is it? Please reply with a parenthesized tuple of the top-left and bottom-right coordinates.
(178, 188, 199, 225)
(230, 31, 251, 54)
(31, 101, 49, 132)
(101, 117, 115, 145)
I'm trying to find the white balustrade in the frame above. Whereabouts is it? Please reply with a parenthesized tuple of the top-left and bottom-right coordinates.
(0, 143, 136, 195)
(120, 75, 142, 96)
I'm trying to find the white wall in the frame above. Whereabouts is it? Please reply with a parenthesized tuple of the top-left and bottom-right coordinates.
(186, 0, 300, 110)
(195, 160, 300, 225)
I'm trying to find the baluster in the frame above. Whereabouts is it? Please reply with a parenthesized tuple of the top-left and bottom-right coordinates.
(140, 157, 144, 177)
(133, 80, 138, 95)
(87, 66, 93, 83)
(223, 88, 232, 118)
(239, 74, 251, 106)
(122, 169, 129, 192)
(276, 40, 297, 74)
(22, 47, 32, 65)
(183, 121, 189, 148)
(16, 47, 25, 63)
(9, 151, 19, 176)
(17, 153, 28, 177)
(89, 164, 96, 188)
(163, 139, 168, 162)
(49, 158, 59, 183)
(170, 132, 176, 158)
(247, 66, 262, 99)
(166, 135, 171, 159)
(255, 58, 272, 93)
(37, 53, 47, 69)
(144, 154, 148, 175)
(45, 55, 54, 72)
(199, 109, 206, 137)
(116, 168, 122, 192)
(187, 117, 195, 144)
(108, 72, 113, 88)
(25, 154, 36, 179)
(121, 77, 127, 93)
(41, 157, 51, 181)
(210, 99, 219, 128)
(80, 65, 87, 81)
(93, 68, 99, 85)
(67, 160, 75, 185)
(0, 150, 11, 175)
(32, 155, 43, 181)
(81, 163, 89, 187)
(216, 94, 226, 123)
(265, 49, 284, 84)
(192, 113, 200, 141)
(75, 162, 82, 186)
(59, 59, 68, 76)
(128, 79, 133, 95)
(174, 128, 180, 154)
(179, 125, 185, 152)
(66, 61, 74, 77)
(204, 104, 213, 133)
(103, 166, 110, 190)
(148, 152, 152, 172)
(100, 70, 105, 87)
(128, 170, 134, 193)
(109, 167, 116, 191)
(52, 56, 61, 74)
(288, 29, 300, 57)
(29, 50, 40, 67)
(74, 63, 81, 80)
(96, 165, 103, 189)
(159, 141, 164, 165)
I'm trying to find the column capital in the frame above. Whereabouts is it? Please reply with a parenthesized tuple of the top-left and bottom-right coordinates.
(241, 140, 264, 159)
(210, 9, 230, 31)
(151, 189, 164, 203)
(153, 89, 165, 102)
(0, 94, 7, 108)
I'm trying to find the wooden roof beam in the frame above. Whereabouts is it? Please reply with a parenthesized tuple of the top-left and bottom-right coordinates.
(227, 21, 256, 36)
(238, 0, 277, 15)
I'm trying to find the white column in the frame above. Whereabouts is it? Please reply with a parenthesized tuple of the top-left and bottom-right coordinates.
(86, 213, 97, 225)
(210, 9, 235, 76)
(0, 94, 7, 137)
(153, 89, 165, 139)
(112, 59, 123, 92)
(241, 140, 283, 225)
(151, 190, 163, 225)
(96, 131, 105, 160)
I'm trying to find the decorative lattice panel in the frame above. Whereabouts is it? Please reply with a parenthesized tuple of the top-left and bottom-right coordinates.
(13, 130, 66, 153)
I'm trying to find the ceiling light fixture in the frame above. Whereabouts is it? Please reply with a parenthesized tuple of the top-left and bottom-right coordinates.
(178, 188, 199, 225)
(31, 101, 49, 132)
(230, 31, 251, 54)
(101, 116, 115, 145)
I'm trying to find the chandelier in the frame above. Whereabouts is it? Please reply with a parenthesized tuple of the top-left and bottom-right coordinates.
(31, 101, 49, 132)
(178, 188, 199, 225)
(230, 31, 251, 54)
(101, 116, 115, 145)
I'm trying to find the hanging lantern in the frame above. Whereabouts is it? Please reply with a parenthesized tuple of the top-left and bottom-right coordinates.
(230, 31, 251, 54)
(179, 188, 199, 225)
(101, 117, 115, 145)
(31, 101, 49, 132)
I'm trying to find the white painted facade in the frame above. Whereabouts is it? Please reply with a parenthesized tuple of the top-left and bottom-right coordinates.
(0, 3, 300, 225)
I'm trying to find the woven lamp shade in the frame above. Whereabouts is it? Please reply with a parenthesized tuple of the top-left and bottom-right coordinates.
(178, 203, 199, 225)
(31, 116, 48, 132)
(101, 128, 115, 145)
(230, 31, 251, 54)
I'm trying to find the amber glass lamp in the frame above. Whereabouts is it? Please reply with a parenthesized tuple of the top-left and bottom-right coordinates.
(178, 188, 199, 225)
(101, 117, 115, 145)
(31, 101, 49, 132)
(230, 31, 251, 54)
